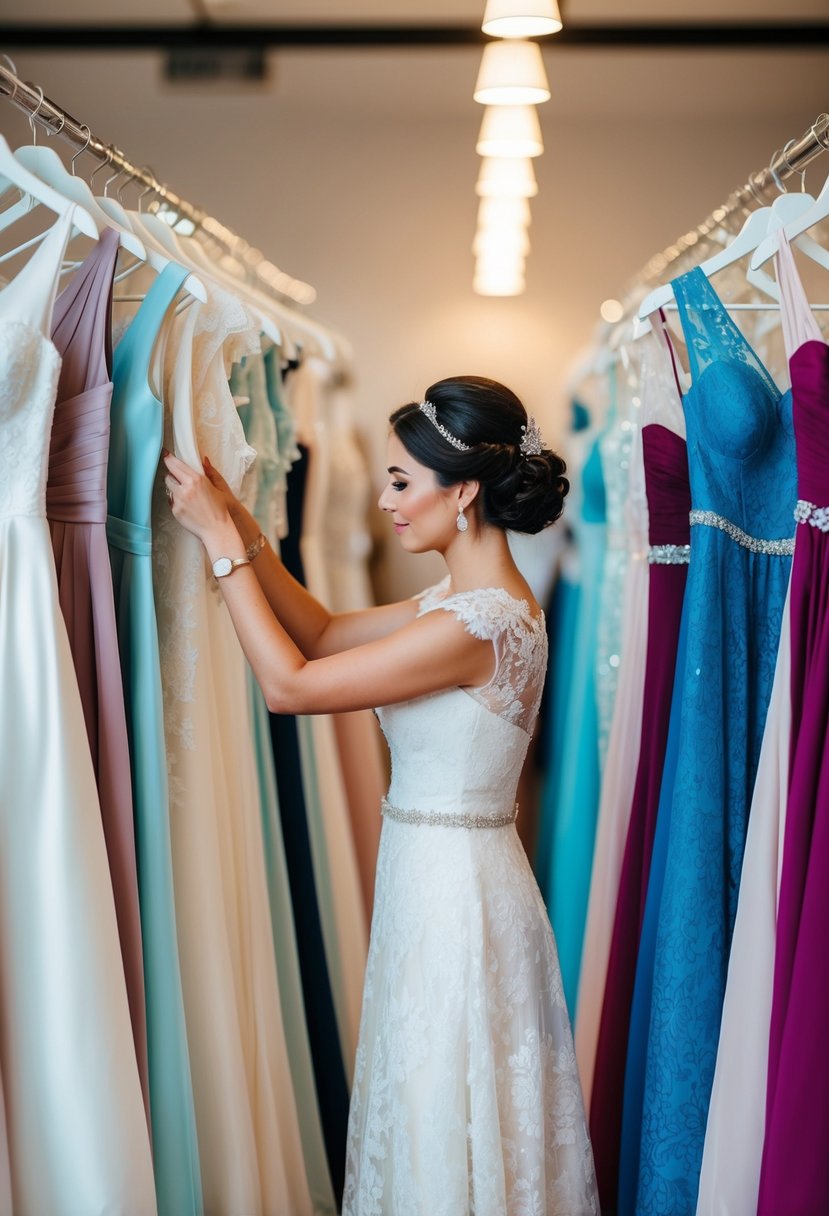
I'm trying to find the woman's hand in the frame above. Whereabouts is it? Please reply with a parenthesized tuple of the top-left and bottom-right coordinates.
(162, 450, 235, 545)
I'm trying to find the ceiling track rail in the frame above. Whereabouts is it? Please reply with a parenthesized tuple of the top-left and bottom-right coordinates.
(0, 22, 828, 52)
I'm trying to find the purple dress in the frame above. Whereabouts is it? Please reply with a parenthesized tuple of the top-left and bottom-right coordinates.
(758, 232, 829, 1214)
(589, 421, 690, 1206)
(47, 228, 149, 1121)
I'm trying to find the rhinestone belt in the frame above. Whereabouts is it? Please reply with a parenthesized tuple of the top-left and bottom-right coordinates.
(647, 543, 691, 565)
(689, 510, 795, 556)
(794, 500, 829, 532)
(381, 796, 518, 830)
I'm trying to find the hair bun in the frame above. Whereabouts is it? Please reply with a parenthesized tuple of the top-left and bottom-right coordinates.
(482, 448, 569, 535)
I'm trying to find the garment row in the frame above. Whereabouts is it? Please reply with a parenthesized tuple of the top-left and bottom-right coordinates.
(0, 207, 384, 1216)
(532, 229, 829, 1216)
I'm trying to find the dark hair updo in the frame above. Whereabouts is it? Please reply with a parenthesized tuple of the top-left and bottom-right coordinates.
(389, 375, 569, 535)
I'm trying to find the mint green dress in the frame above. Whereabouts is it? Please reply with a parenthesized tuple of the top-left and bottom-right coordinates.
(108, 266, 203, 1216)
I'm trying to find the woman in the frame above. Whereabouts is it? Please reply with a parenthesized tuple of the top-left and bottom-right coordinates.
(163, 375, 599, 1215)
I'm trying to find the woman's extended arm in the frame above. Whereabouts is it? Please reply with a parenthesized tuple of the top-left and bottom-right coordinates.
(164, 452, 493, 714)
(202, 456, 419, 657)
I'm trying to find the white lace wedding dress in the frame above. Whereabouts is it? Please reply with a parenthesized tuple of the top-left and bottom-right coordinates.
(343, 578, 599, 1216)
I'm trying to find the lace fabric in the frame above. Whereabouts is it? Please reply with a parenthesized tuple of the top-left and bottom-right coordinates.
(344, 581, 598, 1214)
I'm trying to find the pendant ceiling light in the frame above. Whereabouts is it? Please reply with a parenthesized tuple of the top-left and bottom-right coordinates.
(473, 39, 550, 106)
(473, 226, 531, 257)
(476, 156, 538, 198)
(477, 195, 533, 231)
(476, 105, 544, 158)
(482, 0, 563, 38)
(474, 264, 526, 296)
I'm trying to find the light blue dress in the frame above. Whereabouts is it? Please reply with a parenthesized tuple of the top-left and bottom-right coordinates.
(108, 267, 203, 1216)
(544, 434, 607, 1015)
(635, 268, 796, 1214)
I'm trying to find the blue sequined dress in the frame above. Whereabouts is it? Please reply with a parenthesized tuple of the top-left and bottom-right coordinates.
(635, 268, 796, 1214)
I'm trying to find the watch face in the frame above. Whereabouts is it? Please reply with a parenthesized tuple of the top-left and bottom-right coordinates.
(213, 556, 233, 578)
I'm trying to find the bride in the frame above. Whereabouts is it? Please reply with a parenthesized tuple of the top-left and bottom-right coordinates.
(163, 374, 598, 1215)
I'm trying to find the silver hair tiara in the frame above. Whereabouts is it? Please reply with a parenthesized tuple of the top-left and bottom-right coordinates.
(418, 400, 471, 451)
(418, 398, 545, 458)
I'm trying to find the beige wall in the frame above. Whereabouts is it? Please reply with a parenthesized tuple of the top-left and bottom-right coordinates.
(4, 44, 827, 596)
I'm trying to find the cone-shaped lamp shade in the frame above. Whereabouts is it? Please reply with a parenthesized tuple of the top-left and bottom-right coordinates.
(474, 39, 550, 105)
(476, 105, 543, 157)
(478, 196, 532, 230)
(482, 0, 563, 37)
(476, 156, 538, 198)
(474, 262, 527, 296)
(473, 226, 531, 257)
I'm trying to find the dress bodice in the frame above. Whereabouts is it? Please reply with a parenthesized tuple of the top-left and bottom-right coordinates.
(0, 213, 73, 521)
(673, 267, 795, 540)
(642, 426, 691, 547)
(375, 579, 547, 823)
(47, 227, 119, 527)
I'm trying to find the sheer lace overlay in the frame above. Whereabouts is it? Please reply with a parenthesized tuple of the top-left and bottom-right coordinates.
(343, 582, 598, 1215)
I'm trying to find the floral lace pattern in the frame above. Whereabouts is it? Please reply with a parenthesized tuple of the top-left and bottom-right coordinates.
(0, 323, 60, 520)
(344, 582, 598, 1214)
(416, 579, 548, 735)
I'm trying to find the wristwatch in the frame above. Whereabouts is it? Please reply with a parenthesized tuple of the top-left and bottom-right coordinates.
(212, 554, 251, 579)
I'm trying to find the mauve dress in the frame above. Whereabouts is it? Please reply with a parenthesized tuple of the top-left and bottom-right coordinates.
(590, 417, 691, 1211)
(47, 227, 149, 1119)
(757, 232, 829, 1214)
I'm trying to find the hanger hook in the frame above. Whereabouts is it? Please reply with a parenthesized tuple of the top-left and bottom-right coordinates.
(70, 124, 93, 176)
(88, 144, 113, 191)
(27, 84, 45, 147)
(779, 137, 806, 194)
(768, 148, 787, 195)
(103, 147, 126, 198)
(137, 167, 160, 213)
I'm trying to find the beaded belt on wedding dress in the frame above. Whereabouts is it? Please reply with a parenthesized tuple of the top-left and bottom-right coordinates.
(689, 510, 795, 556)
(381, 796, 518, 830)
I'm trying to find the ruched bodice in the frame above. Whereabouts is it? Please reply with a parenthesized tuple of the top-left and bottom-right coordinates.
(642, 424, 691, 547)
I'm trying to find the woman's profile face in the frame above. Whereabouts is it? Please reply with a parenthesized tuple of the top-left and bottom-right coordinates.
(378, 431, 459, 554)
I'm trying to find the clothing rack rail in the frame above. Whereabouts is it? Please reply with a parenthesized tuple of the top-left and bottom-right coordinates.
(637, 111, 829, 286)
(0, 58, 317, 309)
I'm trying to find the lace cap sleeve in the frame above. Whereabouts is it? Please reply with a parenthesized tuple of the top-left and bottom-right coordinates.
(417, 586, 549, 734)
(413, 574, 451, 613)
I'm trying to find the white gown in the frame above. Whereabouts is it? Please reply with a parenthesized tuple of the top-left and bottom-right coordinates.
(343, 579, 599, 1216)
(0, 213, 156, 1214)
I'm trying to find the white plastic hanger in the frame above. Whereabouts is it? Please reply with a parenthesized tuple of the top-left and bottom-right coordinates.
(13, 137, 148, 261)
(0, 134, 98, 246)
(638, 192, 818, 319)
(751, 170, 829, 272)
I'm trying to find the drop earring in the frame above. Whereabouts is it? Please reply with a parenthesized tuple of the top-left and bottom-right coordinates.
(456, 505, 468, 533)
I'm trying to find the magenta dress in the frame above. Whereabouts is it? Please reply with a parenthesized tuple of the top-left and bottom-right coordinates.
(47, 228, 149, 1121)
(757, 233, 829, 1214)
(589, 421, 691, 1206)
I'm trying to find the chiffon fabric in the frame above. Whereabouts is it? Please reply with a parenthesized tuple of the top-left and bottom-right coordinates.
(0, 1071, 10, 1216)
(591, 329, 690, 1210)
(343, 580, 599, 1216)
(545, 435, 607, 1015)
(0, 213, 156, 1213)
(575, 337, 649, 1111)
(636, 267, 796, 1214)
(108, 262, 203, 1216)
(695, 590, 791, 1216)
(289, 358, 369, 1071)
(48, 227, 149, 1122)
(757, 230, 829, 1215)
(270, 441, 350, 1204)
(237, 348, 337, 1216)
(153, 290, 311, 1215)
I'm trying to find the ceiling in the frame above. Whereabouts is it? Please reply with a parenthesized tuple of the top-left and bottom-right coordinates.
(2, 0, 828, 24)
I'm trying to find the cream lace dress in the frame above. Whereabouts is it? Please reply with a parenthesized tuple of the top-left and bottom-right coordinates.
(343, 578, 599, 1216)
